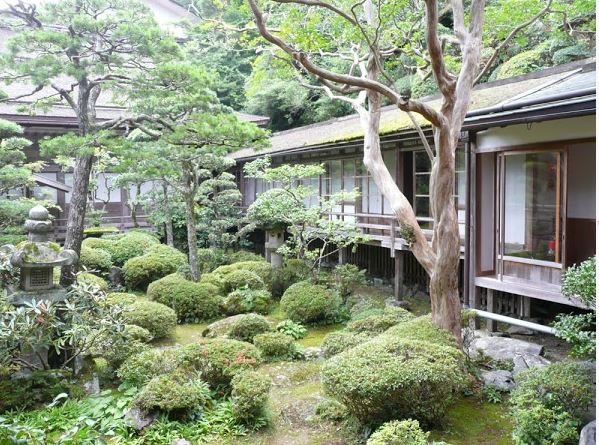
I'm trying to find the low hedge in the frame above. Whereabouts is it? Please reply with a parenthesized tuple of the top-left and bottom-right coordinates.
(367, 419, 429, 445)
(103, 292, 137, 307)
(122, 300, 177, 339)
(321, 336, 466, 426)
(222, 269, 265, 293)
(228, 313, 272, 343)
(221, 289, 272, 315)
(147, 273, 222, 322)
(253, 332, 296, 361)
(100, 231, 161, 266)
(280, 281, 342, 324)
(322, 331, 370, 358)
(231, 370, 272, 422)
(179, 339, 262, 388)
(384, 316, 459, 349)
(122, 244, 187, 290)
(79, 246, 113, 276)
(199, 272, 225, 293)
(117, 348, 182, 386)
(78, 272, 109, 292)
(213, 261, 274, 291)
(346, 307, 414, 334)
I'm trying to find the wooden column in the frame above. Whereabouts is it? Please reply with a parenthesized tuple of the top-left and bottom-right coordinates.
(394, 250, 404, 300)
(486, 288, 498, 332)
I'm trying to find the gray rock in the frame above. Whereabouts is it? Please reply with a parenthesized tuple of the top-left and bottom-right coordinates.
(304, 347, 323, 360)
(384, 297, 411, 310)
(109, 266, 124, 288)
(507, 325, 535, 336)
(373, 278, 384, 287)
(202, 314, 272, 338)
(171, 440, 192, 445)
(481, 370, 516, 392)
(83, 374, 100, 395)
(512, 353, 551, 376)
(580, 420, 596, 445)
(468, 335, 544, 362)
(124, 407, 157, 431)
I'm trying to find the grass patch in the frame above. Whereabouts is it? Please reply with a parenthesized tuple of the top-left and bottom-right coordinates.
(298, 324, 345, 347)
(152, 322, 210, 347)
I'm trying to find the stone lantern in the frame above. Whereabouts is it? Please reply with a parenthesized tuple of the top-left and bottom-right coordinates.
(265, 229, 285, 268)
(1, 205, 78, 304)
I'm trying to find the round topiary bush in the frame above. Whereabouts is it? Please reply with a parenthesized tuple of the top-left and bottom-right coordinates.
(228, 313, 272, 342)
(122, 244, 187, 290)
(147, 273, 222, 322)
(253, 332, 296, 361)
(200, 272, 225, 294)
(134, 370, 211, 415)
(79, 246, 113, 276)
(227, 250, 264, 264)
(367, 419, 429, 445)
(81, 237, 113, 251)
(384, 316, 459, 349)
(231, 370, 272, 422)
(347, 307, 414, 335)
(322, 331, 370, 358)
(90, 325, 152, 370)
(103, 231, 161, 266)
(221, 289, 272, 315)
(180, 339, 262, 388)
(78, 272, 109, 292)
(122, 300, 177, 339)
(117, 348, 182, 386)
(103, 292, 137, 307)
(213, 261, 274, 291)
(222, 269, 265, 293)
(321, 336, 466, 426)
(280, 281, 342, 324)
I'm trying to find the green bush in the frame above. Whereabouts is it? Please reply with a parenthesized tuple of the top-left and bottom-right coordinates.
(214, 261, 274, 291)
(384, 315, 459, 349)
(196, 248, 228, 273)
(347, 307, 414, 334)
(222, 269, 265, 293)
(179, 339, 262, 388)
(333, 263, 367, 296)
(275, 319, 307, 340)
(253, 332, 296, 360)
(103, 292, 137, 307)
(78, 272, 109, 292)
(271, 258, 311, 297)
(122, 300, 177, 339)
(314, 399, 349, 421)
(82, 237, 113, 251)
(230, 370, 271, 422)
(83, 226, 119, 237)
(117, 348, 182, 386)
(134, 370, 211, 415)
(124, 324, 154, 343)
(227, 250, 264, 264)
(221, 288, 272, 315)
(122, 244, 187, 290)
(89, 326, 151, 370)
(79, 246, 113, 276)
(228, 313, 272, 342)
(147, 273, 222, 322)
(509, 363, 594, 445)
(322, 331, 370, 358)
(199, 272, 225, 294)
(102, 231, 161, 266)
(553, 313, 596, 358)
(322, 336, 465, 426)
(280, 281, 342, 324)
(562, 256, 596, 307)
(367, 419, 429, 445)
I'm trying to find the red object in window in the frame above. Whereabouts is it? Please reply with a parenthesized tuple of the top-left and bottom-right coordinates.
(548, 240, 556, 251)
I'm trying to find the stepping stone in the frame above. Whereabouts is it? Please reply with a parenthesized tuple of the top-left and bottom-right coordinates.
(512, 353, 551, 376)
(481, 370, 515, 392)
(469, 335, 544, 362)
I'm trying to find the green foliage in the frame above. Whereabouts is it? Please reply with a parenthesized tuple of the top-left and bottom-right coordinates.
(103, 292, 137, 307)
(117, 348, 182, 386)
(384, 315, 460, 349)
(134, 371, 211, 415)
(147, 273, 222, 322)
(227, 250, 265, 264)
(509, 363, 594, 445)
(83, 226, 119, 237)
(314, 398, 349, 422)
(280, 281, 342, 324)
(200, 272, 226, 293)
(272, 258, 312, 297)
(553, 313, 596, 358)
(230, 370, 272, 422)
(367, 419, 429, 445)
(275, 319, 308, 340)
(197, 248, 229, 273)
(213, 261, 275, 291)
(102, 231, 161, 267)
(0, 118, 35, 194)
(122, 300, 177, 339)
(222, 269, 265, 293)
(561, 256, 596, 307)
(332, 263, 367, 296)
(322, 331, 370, 358)
(482, 385, 504, 404)
(122, 244, 187, 290)
(79, 246, 113, 276)
(346, 307, 414, 334)
(552, 43, 593, 65)
(228, 313, 273, 342)
(253, 332, 297, 361)
(222, 288, 272, 315)
(495, 42, 551, 79)
(77, 272, 109, 292)
(179, 339, 262, 388)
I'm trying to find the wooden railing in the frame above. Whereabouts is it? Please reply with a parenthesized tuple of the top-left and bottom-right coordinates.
(51, 215, 153, 242)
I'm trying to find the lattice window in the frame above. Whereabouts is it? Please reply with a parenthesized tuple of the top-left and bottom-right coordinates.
(29, 269, 52, 288)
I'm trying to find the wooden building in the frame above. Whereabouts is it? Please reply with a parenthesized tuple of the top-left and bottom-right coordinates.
(232, 59, 596, 319)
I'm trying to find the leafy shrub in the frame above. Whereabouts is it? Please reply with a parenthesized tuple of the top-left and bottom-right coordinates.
(322, 331, 370, 358)
(147, 273, 222, 322)
(122, 244, 187, 290)
(230, 370, 271, 422)
(553, 312, 596, 358)
(314, 399, 349, 421)
(253, 332, 296, 360)
(179, 339, 261, 388)
(77, 272, 109, 292)
(104, 292, 137, 307)
(200, 272, 225, 294)
(271, 258, 311, 297)
(333, 263, 367, 296)
(79, 246, 113, 276)
(213, 261, 274, 291)
(222, 269, 265, 293)
(124, 324, 154, 343)
(117, 348, 182, 386)
(367, 419, 429, 445)
(322, 336, 465, 426)
(221, 288, 272, 315)
(347, 307, 414, 334)
(90, 326, 151, 370)
(196, 248, 229, 273)
(384, 315, 459, 349)
(280, 281, 342, 324)
(509, 363, 593, 445)
(83, 226, 119, 237)
(227, 250, 264, 264)
(122, 300, 177, 339)
(562, 256, 596, 307)
(496, 44, 550, 79)
(102, 231, 161, 266)
(228, 313, 272, 342)
(82, 237, 113, 251)
(134, 370, 211, 415)
(275, 319, 307, 340)
(552, 43, 592, 65)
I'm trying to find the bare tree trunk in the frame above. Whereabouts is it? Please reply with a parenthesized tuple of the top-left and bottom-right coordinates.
(162, 181, 174, 247)
(182, 168, 199, 281)
(131, 183, 140, 228)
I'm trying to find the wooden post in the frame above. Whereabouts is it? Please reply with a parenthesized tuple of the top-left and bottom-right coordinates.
(338, 247, 346, 265)
(519, 296, 531, 319)
(472, 286, 482, 329)
(394, 251, 404, 300)
(486, 289, 498, 332)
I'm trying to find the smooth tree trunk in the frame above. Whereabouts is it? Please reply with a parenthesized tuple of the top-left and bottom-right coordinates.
(162, 181, 175, 247)
(183, 169, 199, 282)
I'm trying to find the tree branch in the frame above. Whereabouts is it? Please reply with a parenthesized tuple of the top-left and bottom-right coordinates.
(423, 0, 456, 97)
(272, 0, 357, 25)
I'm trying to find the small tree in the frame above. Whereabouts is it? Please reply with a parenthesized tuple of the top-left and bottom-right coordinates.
(0, 119, 39, 194)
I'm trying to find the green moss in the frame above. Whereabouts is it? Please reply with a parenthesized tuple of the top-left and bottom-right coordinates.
(152, 322, 211, 347)
(297, 324, 345, 347)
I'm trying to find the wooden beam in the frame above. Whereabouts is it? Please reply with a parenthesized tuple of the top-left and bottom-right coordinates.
(486, 289, 498, 332)
(394, 251, 404, 300)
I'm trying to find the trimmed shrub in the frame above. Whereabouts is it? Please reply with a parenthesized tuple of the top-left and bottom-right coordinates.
(81, 237, 113, 250)
(347, 307, 414, 334)
(134, 370, 211, 415)
(179, 339, 261, 388)
(271, 258, 311, 297)
(103, 231, 161, 266)
(122, 300, 177, 339)
(384, 316, 459, 349)
(124, 324, 154, 343)
(222, 269, 265, 293)
(117, 348, 182, 386)
(221, 289, 272, 315)
(280, 281, 342, 324)
(122, 244, 187, 290)
(79, 246, 112, 276)
(90, 326, 151, 370)
(322, 331, 370, 358)
(231, 370, 272, 422)
(200, 272, 225, 294)
(103, 292, 137, 307)
(147, 273, 222, 322)
(227, 250, 264, 264)
(78, 272, 109, 292)
(83, 226, 119, 237)
(367, 419, 429, 445)
(196, 248, 228, 273)
(314, 399, 349, 421)
(321, 336, 466, 426)
(213, 261, 274, 291)
(228, 313, 272, 342)
(253, 332, 296, 360)
(509, 363, 594, 445)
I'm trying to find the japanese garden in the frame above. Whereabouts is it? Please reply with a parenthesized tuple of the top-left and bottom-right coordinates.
(0, 0, 596, 444)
